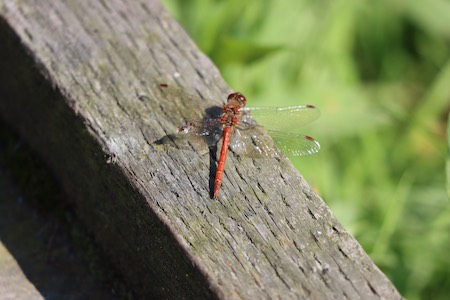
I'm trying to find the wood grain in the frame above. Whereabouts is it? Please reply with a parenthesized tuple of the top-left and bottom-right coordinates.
(0, 0, 403, 299)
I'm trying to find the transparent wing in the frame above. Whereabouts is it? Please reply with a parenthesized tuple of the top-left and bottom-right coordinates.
(240, 105, 320, 133)
(156, 82, 224, 119)
(230, 126, 282, 158)
(156, 83, 225, 147)
(230, 127, 320, 158)
(177, 118, 223, 147)
(156, 83, 320, 156)
(267, 130, 320, 156)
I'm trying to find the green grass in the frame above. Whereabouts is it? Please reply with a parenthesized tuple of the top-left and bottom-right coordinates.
(162, 0, 450, 298)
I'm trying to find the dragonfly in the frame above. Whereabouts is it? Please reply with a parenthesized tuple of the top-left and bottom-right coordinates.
(160, 85, 320, 199)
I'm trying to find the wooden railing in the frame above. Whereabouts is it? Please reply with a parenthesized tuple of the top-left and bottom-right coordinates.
(0, 1, 403, 299)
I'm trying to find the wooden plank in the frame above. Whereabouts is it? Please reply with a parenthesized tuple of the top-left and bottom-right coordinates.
(0, 0, 403, 299)
(0, 162, 118, 299)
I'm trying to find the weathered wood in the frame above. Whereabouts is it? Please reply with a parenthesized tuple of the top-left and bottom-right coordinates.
(0, 0, 403, 299)
(0, 164, 117, 299)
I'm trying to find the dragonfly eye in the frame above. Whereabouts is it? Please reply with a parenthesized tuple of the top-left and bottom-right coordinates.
(237, 93, 247, 105)
(228, 92, 247, 105)
(227, 93, 236, 101)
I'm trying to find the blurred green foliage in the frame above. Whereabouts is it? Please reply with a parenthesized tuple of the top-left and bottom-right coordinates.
(162, 0, 450, 298)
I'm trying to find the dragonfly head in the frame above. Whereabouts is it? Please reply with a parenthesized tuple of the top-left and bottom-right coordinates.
(227, 92, 247, 108)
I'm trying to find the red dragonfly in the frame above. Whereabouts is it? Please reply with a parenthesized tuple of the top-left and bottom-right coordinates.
(168, 87, 320, 199)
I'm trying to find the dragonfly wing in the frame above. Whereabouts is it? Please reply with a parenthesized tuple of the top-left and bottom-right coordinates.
(177, 118, 223, 147)
(240, 105, 320, 133)
(268, 130, 320, 156)
(230, 128, 319, 158)
(230, 127, 283, 158)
